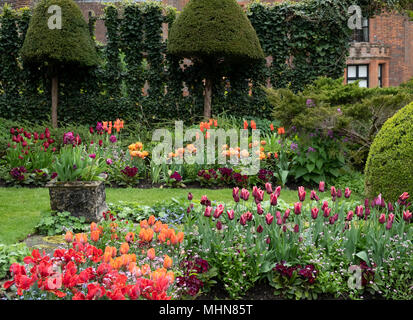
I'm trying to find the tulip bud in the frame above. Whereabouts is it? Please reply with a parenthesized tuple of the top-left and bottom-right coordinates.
(337, 189, 342, 198)
(265, 182, 273, 194)
(240, 214, 247, 226)
(323, 207, 331, 218)
(283, 209, 290, 220)
(266, 237, 271, 244)
(256, 203, 264, 215)
(187, 192, 193, 201)
(204, 206, 212, 218)
(294, 202, 302, 215)
(344, 188, 351, 199)
(293, 224, 299, 233)
(256, 225, 263, 233)
(275, 186, 282, 197)
(233, 187, 240, 202)
(387, 202, 394, 212)
(216, 221, 223, 230)
(270, 193, 278, 206)
(298, 186, 306, 202)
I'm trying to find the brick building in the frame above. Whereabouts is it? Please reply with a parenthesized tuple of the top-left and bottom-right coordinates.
(2, 0, 413, 87)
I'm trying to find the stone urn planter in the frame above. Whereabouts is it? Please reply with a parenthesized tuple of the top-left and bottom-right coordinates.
(46, 180, 108, 223)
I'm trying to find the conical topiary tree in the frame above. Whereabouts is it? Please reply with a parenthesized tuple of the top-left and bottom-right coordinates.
(21, 0, 99, 128)
(167, 0, 264, 119)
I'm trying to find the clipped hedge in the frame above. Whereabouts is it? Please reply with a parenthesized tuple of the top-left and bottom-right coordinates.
(365, 102, 413, 201)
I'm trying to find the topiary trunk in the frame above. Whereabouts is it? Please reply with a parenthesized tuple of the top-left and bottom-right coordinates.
(51, 75, 58, 128)
(204, 77, 212, 120)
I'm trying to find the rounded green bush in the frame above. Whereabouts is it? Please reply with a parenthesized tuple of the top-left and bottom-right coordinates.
(365, 101, 413, 201)
(167, 0, 264, 61)
(21, 0, 98, 67)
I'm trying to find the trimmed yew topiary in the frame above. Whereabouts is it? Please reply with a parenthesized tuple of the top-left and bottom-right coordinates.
(167, 0, 264, 119)
(21, 0, 99, 128)
(365, 101, 413, 202)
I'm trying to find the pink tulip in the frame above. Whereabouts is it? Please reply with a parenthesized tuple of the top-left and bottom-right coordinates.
(346, 210, 354, 221)
(378, 213, 386, 224)
(403, 210, 412, 222)
(311, 207, 319, 220)
(319, 181, 325, 192)
(265, 213, 274, 225)
(256, 203, 264, 215)
(344, 188, 352, 199)
(298, 186, 306, 202)
(274, 186, 282, 197)
(213, 204, 224, 219)
(240, 188, 249, 201)
(265, 182, 273, 194)
(227, 209, 235, 220)
(204, 206, 212, 217)
(355, 205, 364, 218)
(270, 193, 278, 206)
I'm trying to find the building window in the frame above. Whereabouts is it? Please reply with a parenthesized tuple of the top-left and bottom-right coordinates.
(347, 64, 369, 88)
(378, 64, 383, 88)
(350, 17, 369, 42)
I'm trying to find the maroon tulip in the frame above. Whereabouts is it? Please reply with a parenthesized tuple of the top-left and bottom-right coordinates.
(294, 202, 302, 215)
(386, 220, 393, 230)
(89, 127, 94, 134)
(387, 202, 394, 212)
(187, 192, 193, 201)
(240, 214, 247, 226)
(10, 128, 15, 135)
(270, 193, 278, 206)
(265, 182, 273, 194)
(256, 225, 263, 233)
(266, 237, 271, 244)
(265, 213, 273, 225)
(227, 209, 235, 220)
(337, 189, 342, 198)
(255, 189, 264, 203)
(45, 128, 51, 139)
(99, 140, 103, 147)
(282, 225, 287, 232)
(319, 181, 325, 192)
(293, 224, 299, 233)
(344, 188, 352, 199)
(298, 186, 306, 202)
(323, 207, 331, 218)
(346, 210, 354, 221)
(321, 200, 329, 211)
(245, 211, 253, 221)
(378, 213, 386, 224)
(277, 218, 283, 225)
(216, 221, 223, 230)
(311, 207, 319, 220)
(355, 205, 364, 218)
(331, 186, 337, 201)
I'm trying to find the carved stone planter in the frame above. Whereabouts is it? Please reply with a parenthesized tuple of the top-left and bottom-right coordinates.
(46, 181, 108, 222)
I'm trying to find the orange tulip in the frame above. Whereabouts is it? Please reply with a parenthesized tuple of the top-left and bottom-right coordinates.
(163, 255, 173, 269)
(91, 230, 100, 242)
(141, 264, 151, 275)
(90, 222, 98, 232)
(148, 215, 156, 226)
(147, 248, 155, 260)
(278, 127, 285, 135)
(114, 119, 122, 133)
(102, 121, 108, 130)
(261, 140, 266, 145)
(64, 231, 73, 243)
(120, 242, 129, 255)
(214, 119, 218, 127)
(140, 220, 149, 229)
(153, 221, 163, 233)
(177, 231, 184, 243)
(270, 123, 274, 131)
(75, 233, 87, 244)
(111, 233, 118, 241)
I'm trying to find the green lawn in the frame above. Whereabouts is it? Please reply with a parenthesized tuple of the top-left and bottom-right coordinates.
(0, 187, 306, 245)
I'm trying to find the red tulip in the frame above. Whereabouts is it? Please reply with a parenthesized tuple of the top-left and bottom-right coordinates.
(240, 214, 247, 226)
(378, 213, 386, 224)
(216, 221, 223, 230)
(245, 211, 253, 221)
(346, 210, 354, 221)
(213, 204, 224, 219)
(331, 186, 337, 200)
(323, 207, 331, 218)
(293, 224, 299, 233)
(227, 209, 235, 220)
(274, 186, 281, 197)
(256, 225, 263, 233)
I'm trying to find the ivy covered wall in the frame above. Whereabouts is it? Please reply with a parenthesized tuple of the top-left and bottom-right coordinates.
(0, 0, 353, 125)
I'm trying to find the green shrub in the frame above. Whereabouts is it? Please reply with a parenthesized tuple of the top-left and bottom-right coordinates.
(365, 102, 413, 201)
(35, 211, 89, 236)
(0, 243, 30, 279)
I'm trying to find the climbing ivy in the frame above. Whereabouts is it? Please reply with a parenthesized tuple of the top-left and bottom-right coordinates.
(0, 0, 397, 124)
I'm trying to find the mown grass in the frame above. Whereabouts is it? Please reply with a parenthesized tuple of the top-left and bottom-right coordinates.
(0, 186, 349, 245)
